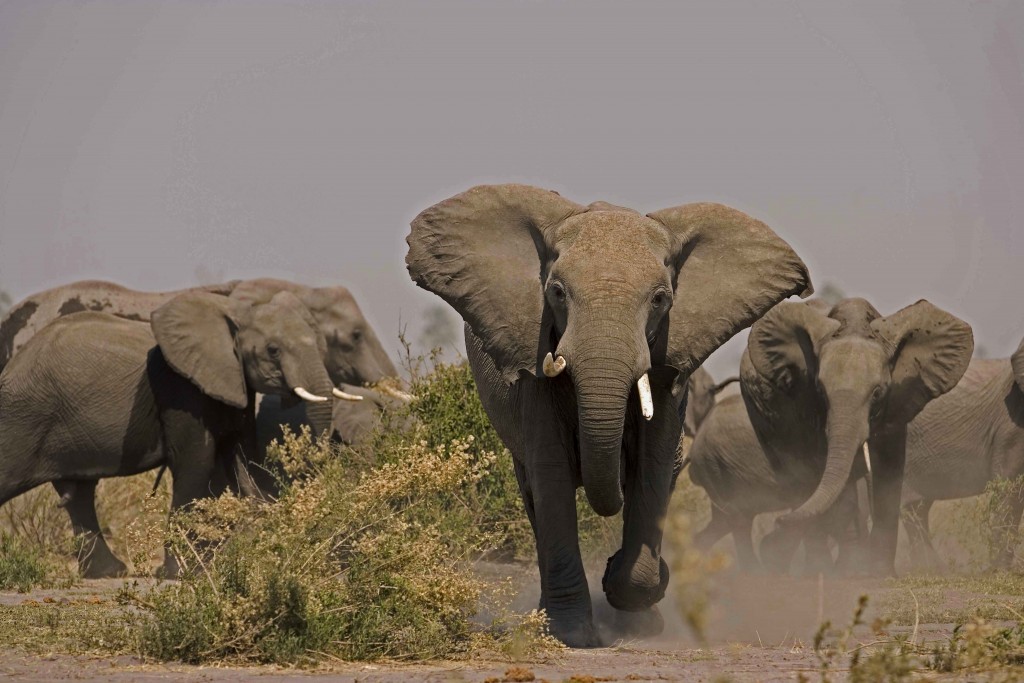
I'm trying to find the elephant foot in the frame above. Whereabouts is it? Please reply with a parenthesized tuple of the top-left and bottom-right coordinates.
(609, 605, 665, 640)
(76, 534, 128, 579)
(602, 549, 670, 612)
(548, 617, 602, 648)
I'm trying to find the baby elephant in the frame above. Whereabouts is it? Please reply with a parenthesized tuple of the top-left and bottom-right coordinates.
(0, 291, 337, 578)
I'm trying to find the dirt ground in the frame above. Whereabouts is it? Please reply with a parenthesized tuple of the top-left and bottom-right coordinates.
(0, 567, 982, 682)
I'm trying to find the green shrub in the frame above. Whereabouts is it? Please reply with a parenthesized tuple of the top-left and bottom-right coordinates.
(130, 427, 553, 664)
(0, 532, 58, 592)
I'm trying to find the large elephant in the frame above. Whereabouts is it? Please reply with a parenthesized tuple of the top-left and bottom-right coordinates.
(0, 279, 239, 371)
(406, 184, 811, 646)
(900, 335, 1024, 570)
(0, 291, 336, 578)
(733, 297, 972, 575)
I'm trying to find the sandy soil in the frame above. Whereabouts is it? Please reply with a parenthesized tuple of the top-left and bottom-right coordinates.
(0, 567, 967, 682)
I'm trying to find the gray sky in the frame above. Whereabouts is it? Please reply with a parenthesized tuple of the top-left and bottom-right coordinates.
(1, 0, 1021, 378)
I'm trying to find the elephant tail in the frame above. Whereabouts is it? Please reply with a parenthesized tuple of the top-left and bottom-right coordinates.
(151, 465, 167, 495)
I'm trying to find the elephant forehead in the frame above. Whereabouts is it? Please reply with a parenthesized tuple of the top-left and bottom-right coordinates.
(819, 337, 889, 382)
(556, 211, 671, 263)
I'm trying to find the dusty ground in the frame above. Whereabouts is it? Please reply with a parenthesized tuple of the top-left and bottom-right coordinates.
(0, 568, 993, 682)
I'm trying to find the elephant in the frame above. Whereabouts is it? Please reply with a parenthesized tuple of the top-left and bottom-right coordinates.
(682, 367, 737, 437)
(899, 335, 1024, 570)
(686, 391, 866, 573)
(228, 279, 407, 396)
(713, 297, 972, 576)
(257, 383, 409, 450)
(405, 184, 812, 646)
(0, 279, 239, 371)
(0, 291, 337, 578)
(0, 278, 404, 395)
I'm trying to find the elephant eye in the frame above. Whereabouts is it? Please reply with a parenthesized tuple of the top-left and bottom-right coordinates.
(352, 329, 363, 343)
(267, 343, 281, 358)
(652, 291, 669, 308)
(550, 283, 566, 303)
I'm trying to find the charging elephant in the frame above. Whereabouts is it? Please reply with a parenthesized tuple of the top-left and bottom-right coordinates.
(406, 184, 811, 646)
(735, 297, 972, 575)
(0, 279, 239, 371)
(687, 391, 864, 573)
(901, 335, 1024, 570)
(0, 291, 336, 578)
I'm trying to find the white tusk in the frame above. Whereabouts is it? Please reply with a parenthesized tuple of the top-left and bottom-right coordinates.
(863, 443, 872, 475)
(294, 387, 329, 403)
(378, 384, 416, 402)
(333, 387, 364, 402)
(543, 352, 567, 377)
(638, 373, 654, 421)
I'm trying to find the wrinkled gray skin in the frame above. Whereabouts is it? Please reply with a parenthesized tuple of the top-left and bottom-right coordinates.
(728, 297, 973, 576)
(0, 278, 399, 391)
(0, 291, 335, 578)
(257, 383, 409, 449)
(901, 336, 1024, 571)
(688, 393, 863, 573)
(0, 278, 401, 536)
(406, 184, 811, 647)
(0, 280, 239, 371)
(229, 279, 400, 389)
(682, 367, 737, 437)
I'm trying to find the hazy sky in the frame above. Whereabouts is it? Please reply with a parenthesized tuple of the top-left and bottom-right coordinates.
(1, 1, 1021, 378)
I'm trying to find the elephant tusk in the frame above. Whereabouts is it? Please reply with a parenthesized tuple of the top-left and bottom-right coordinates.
(543, 352, 567, 377)
(863, 442, 871, 475)
(378, 384, 416, 402)
(294, 387, 329, 403)
(638, 373, 654, 421)
(333, 387, 365, 402)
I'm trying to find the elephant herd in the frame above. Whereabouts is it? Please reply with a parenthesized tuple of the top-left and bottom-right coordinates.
(0, 182, 1013, 649)
(0, 278, 410, 578)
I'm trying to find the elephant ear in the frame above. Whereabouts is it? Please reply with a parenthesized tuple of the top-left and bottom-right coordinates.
(871, 300, 974, 424)
(747, 301, 840, 392)
(648, 203, 814, 377)
(407, 184, 584, 383)
(151, 292, 249, 409)
(1012, 337, 1024, 394)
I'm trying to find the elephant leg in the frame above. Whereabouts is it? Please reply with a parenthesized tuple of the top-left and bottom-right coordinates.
(802, 526, 835, 576)
(53, 480, 127, 578)
(992, 485, 1024, 571)
(694, 505, 731, 551)
(868, 427, 907, 576)
(903, 499, 942, 572)
(731, 514, 761, 573)
(759, 523, 802, 574)
(603, 383, 678, 640)
(514, 446, 595, 647)
(160, 426, 220, 580)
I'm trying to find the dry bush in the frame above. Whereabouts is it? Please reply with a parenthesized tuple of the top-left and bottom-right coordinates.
(128, 427, 556, 665)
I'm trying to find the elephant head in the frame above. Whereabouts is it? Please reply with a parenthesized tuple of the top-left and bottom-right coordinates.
(229, 279, 407, 401)
(151, 291, 337, 436)
(407, 184, 811, 516)
(746, 297, 973, 524)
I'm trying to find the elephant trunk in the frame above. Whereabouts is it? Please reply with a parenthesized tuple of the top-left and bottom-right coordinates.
(781, 392, 869, 525)
(283, 350, 336, 438)
(568, 324, 649, 518)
